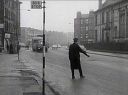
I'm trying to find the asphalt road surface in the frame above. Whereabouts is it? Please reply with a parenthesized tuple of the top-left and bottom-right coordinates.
(25, 47, 128, 95)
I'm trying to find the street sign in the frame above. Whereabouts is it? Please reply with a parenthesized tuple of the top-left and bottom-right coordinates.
(31, 1, 42, 9)
(5, 33, 10, 38)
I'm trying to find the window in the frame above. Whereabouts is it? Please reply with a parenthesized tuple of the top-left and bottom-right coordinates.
(86, 19, 88, 24)
(80, 19, 84, 25)
(95, 15, 97, 25)
(102, 12, 104, 24)
(86, 26, 88, 31)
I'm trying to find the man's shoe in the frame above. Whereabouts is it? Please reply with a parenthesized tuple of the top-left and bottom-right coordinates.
(72, 76, 75, 79)
(80, 76, 85, 79)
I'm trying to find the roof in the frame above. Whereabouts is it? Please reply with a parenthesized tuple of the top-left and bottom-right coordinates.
(102, 0, 123, 8)
(95, 0, 126, 13)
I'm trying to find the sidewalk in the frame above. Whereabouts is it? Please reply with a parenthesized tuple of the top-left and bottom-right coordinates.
(0, 52, 55, 95)
(20, 49, 61, 95)
(87, 50, 128, 59)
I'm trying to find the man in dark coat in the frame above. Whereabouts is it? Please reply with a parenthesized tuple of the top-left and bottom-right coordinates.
(69, 38, 90, 79)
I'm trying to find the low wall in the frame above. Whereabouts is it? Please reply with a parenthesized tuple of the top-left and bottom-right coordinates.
(85, 42, 128, 52)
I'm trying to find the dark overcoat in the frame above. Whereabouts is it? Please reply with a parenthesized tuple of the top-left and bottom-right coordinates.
(69, 43, 88, 69)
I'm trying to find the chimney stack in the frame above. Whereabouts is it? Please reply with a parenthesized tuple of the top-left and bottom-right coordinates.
(77, 12, 81, 18)
(99, 0, 102, 9)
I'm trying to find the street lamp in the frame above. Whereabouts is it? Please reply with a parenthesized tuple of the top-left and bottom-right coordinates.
(16, 1, 31, 61)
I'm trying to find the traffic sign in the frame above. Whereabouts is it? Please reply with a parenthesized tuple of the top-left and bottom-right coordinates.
(31, 1, 42, 9)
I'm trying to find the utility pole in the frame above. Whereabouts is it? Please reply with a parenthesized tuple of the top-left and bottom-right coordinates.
(31, 1, 46, 94)
(42, 0, 46, 95)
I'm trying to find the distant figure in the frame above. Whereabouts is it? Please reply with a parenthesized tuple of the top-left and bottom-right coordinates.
(69, 38, 90, 79)
(17, 44, 20, 52)
(9, 43, 13, 54)
(7, 43, 9, 53)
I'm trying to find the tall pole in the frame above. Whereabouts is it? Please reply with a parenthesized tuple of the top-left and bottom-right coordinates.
(16, 0, 20, 61)
(42, 0, 46, 95)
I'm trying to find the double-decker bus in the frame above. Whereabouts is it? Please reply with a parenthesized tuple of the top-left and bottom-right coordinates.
(32, 37, 49, 52)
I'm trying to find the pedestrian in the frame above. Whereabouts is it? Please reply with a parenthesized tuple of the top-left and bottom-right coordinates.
(69, 38, 90, 79)
(7, 43, 9, 53)
(10, 43, 13, 54)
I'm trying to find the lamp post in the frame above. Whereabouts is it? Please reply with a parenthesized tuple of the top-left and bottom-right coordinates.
(30, 1, 46, 94)
(16, 1, 31, 61)
(15, 0, 21, 61)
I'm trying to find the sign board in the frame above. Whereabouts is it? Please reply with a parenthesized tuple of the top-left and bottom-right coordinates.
(0, 24, 4, 28)
(31, 1, 42, 9)
(5, 33, 10, 39)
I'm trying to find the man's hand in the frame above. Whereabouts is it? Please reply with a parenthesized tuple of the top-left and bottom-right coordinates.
(87, 54, 90, 57)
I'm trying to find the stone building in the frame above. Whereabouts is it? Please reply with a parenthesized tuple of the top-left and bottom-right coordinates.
(0, 0, 4, 52)
(0, 0, 21, 53)
(95, 0, 128, 43)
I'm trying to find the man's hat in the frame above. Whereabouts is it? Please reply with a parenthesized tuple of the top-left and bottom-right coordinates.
(73, 38, 78, 42)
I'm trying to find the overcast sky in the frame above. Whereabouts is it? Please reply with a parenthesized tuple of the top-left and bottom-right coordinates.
(20, 0, 104, 32)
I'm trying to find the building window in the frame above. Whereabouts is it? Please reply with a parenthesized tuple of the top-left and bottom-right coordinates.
(120, 13, 125, 24)
(102, 12, 104, 24)
(86, 19, 88, 24)
(86, 26, 88, 31)
(114, 10, 118, 17)
(95, 15, 97, 25)
(80, 19, 84, 25)
(114, 26, 117, 38)
(106, 11, 110, 23)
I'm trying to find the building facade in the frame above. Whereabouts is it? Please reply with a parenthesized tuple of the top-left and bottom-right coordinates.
(74, 12, 89, 45)
(95, 0, 128, 43)
(74, 11, 95, 45)
(88, 11, 95, 43)
(0, 0, 4, 52)
(0, 0, 21, 53)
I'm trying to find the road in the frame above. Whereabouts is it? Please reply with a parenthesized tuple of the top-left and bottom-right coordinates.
(22, 47, 128, 95)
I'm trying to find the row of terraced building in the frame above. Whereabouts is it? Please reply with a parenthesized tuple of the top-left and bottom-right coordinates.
(0, 0, 20, 53)
(74, 0, 128, 51)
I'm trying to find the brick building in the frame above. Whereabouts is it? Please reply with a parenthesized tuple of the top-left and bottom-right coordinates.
(74, 11, 95, 45)
(74, 12, 89, 45)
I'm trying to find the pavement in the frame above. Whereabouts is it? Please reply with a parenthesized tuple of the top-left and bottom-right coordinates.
(0, 51, 55, 95)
